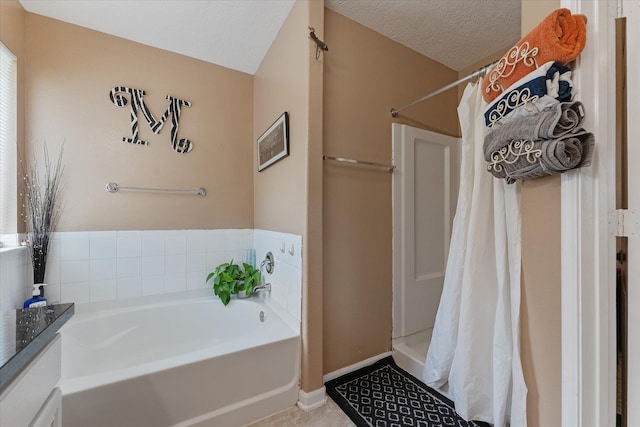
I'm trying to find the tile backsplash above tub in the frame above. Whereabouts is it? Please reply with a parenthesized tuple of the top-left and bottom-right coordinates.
(39, 229, 302, 323)
(254, 229, 302, 323)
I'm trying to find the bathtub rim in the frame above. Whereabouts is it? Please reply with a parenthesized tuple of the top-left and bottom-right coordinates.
(71, 287, 300, 334)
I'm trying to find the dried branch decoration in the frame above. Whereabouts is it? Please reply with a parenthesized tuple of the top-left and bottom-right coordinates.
(22, 144, 64, 285)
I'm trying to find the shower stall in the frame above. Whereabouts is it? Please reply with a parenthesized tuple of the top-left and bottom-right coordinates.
(391, 123, 460, 380)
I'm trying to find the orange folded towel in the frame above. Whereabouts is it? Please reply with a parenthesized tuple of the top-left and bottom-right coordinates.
(481, 8, 587, 103)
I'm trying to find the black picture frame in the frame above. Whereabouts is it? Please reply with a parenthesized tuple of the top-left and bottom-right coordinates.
(257, 112, 289, 172)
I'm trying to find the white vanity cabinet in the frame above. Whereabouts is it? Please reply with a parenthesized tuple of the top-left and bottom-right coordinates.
(0, 334, 62, 427)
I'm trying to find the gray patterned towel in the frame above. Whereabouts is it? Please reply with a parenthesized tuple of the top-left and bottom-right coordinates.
(484, 101, 585, 154)
(485, 130, 594, 183)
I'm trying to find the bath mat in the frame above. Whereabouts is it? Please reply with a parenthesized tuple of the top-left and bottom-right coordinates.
(325, 356, 489, 427)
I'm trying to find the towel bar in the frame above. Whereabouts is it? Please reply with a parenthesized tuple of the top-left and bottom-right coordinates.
(323, 155, 395, 172)
(105, 182, 206, 196)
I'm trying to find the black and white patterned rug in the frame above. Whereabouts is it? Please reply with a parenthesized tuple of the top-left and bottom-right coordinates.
(325, 356, 489, 427)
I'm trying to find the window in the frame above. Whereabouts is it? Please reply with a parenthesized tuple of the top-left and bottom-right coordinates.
(0, 41, 17, 234)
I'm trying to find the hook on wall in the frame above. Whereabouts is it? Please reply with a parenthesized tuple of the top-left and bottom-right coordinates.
(309, 27, 328, 59)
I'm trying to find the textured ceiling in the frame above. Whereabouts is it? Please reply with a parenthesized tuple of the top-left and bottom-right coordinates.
(18, 0, 521, 74)
(325, 0, 521, 71)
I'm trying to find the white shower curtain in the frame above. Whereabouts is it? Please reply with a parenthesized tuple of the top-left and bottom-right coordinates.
(422, 82, 527, 426)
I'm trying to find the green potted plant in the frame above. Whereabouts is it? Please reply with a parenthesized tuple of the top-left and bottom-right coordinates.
(206, 260, 261, 306)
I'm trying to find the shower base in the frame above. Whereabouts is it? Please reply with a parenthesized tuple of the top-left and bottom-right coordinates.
(393, 328, 453, 401)
(392, 328, 431, 380)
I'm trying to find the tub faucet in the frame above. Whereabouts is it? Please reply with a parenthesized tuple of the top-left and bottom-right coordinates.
(252, 283, 271, 294)
(260, 252, 275, 274)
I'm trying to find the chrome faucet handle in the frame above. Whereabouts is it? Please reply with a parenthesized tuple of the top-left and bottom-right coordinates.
(260, 252, 275, 274)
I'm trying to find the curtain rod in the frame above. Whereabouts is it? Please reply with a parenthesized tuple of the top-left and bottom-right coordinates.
(390, 60, 499, 117)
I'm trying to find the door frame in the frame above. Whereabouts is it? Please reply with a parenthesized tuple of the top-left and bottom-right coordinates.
(560, 0, 618, 425)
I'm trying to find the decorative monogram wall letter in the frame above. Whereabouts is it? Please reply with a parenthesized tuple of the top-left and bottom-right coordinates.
(109, 86, 193, 153)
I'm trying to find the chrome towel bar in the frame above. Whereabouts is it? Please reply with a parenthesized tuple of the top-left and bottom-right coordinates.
(323, 155, 395, 172)
(105, 182, 206, 196)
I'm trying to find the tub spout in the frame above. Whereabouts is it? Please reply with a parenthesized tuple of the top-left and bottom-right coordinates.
(252, 283, 271, 294)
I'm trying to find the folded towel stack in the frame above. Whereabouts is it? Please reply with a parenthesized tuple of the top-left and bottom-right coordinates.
(481, 8, 593, 183)
(484, 102, 594, 183)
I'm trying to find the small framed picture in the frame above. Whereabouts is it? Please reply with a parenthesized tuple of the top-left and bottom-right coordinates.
(257, 112, 289, 172)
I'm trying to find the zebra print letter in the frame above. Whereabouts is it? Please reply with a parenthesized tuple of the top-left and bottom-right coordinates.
(149, 95, 193, 154)
(109, 87, 193, 153)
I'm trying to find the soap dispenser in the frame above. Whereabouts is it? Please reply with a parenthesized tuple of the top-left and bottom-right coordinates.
(23, 284, 47, 308)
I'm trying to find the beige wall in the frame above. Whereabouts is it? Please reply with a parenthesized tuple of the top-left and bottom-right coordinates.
(253, 1, 309, 236)
(304, 0, 325, 394)
(520, 1, 562, 426)
(253, 0, 324, 392)
(322, 9, 459, 374)
(24, 13, 254, 231)
(0, 0, 26, 232)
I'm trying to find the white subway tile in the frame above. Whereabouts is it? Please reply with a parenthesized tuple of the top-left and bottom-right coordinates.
(206, 252, 227, 271)
(287, 287, 302, 322)
(142, 275, 166, 296)
(60, 260, 91, 284)
(45, 284, 61, 304)
(117, 257, 141, 279)
(187, 253, 206, 272)
(61, 282, 91, 304)
(142, 256, 165, 277)
(225, 230, 245, 251)
(271, 286, 287, 314)
(187, 270, 208, 290)
(90, 237, 116, 259)
(165, 273, 186, 293)
(117, 236, 141, 258)
(187, 230, 206, 254)
(90, 258, 117, 281)
(117, 277, 141, 299)
(60, 231, 91, 240)
(141, 231, 165, 257)
(243, 229, 254, 251)
(90, 231, 117, 239)
(117, 231, 142, 239)
(206, 230, 225, 252)
(166, 254, 186, 274)
(165, 231, 186, 255)
(61, 238, 90, 261)
(44, 261, 61, 285)
(90, 279, 117, 302)
(226, 250, 244, 264)
(47, 240, 62, 262)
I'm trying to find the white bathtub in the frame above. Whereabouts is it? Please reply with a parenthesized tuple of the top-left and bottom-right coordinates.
(59, 290, 300, 427)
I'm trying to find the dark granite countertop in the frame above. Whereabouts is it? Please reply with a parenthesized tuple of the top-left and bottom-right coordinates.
(0, 303, 74, 392)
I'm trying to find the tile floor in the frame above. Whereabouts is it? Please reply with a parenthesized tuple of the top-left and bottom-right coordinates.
(245, 398, 356, 427)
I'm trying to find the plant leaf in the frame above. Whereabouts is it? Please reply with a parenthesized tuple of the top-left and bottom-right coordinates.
(220, 293, 231, 306)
